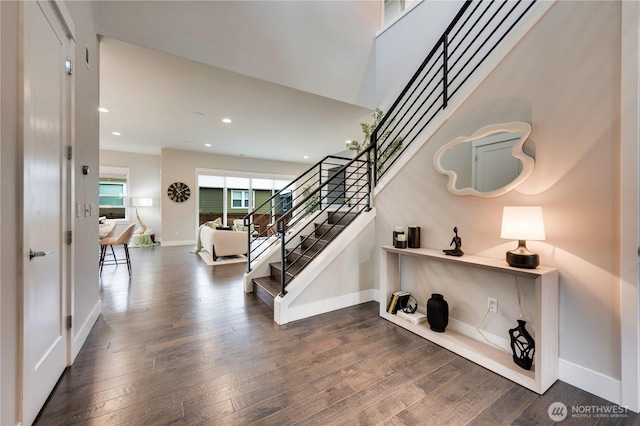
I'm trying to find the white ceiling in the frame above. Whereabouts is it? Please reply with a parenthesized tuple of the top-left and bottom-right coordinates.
(97, 1, 381, 164)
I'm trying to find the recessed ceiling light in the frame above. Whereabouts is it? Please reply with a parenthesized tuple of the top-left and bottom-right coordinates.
(303, 156, 309, 159)
(205, 143, 212, 147)
(111, 131, 121, 136)
(99, 107, 109, 113)
(222, 118, 232, 123)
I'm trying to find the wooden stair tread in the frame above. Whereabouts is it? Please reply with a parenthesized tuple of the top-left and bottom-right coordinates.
(253, 276, 281, 297)
(252, 211, 362, 310)
(270, 260, 305, 277)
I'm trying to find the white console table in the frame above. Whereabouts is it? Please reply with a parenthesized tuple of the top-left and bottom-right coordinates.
(380, 246, 558, 394)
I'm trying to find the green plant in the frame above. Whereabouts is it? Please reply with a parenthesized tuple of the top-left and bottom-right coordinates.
(302, 185, 319, 215)
(345, 108, 403, 175)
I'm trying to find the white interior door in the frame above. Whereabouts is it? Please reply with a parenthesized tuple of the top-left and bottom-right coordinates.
(21, 1, 71, 424)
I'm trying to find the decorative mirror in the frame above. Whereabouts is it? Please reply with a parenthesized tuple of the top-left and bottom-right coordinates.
(433, 122, 534, 197)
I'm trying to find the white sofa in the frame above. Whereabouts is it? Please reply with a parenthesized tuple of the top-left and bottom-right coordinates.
(200, 226, 248, 260)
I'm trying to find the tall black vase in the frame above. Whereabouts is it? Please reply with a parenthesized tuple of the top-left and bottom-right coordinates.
(408, 226, 421, 248)
(509, 319, 535, 370)
(426, 293, 448, 332)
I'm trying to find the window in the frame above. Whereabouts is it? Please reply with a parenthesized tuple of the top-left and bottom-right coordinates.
(279, 191, 293, 212)
(383, 0, 420, 27)
(197, 173, 293, 226)
(99, 166, 129, 220)
(230, 190, 251, 209)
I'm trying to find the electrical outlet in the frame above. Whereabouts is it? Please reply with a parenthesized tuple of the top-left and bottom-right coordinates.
(488, 297, 498, 313)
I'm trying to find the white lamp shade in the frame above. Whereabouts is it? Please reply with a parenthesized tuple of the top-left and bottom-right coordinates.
(132, 197, 153, 207)
(500, 206, 546, 241)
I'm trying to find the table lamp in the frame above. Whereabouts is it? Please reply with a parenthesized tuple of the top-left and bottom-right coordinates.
(132, 198, 153, 207)
(500, 206, 546, 269)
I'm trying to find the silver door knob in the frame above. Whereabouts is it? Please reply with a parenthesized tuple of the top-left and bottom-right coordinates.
(29, 249, 52, 261)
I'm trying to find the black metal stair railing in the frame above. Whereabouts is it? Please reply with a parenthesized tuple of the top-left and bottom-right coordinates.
(275, 150, 371, 295)
(372, 0, 538, 184)
(244, 149, 371, 276)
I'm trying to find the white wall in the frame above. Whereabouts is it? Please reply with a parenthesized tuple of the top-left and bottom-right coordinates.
(160, 148, 308, 246)
(376, 0, 464, 109)
(100, 150, 162, 240)
(96, 1, 380, 108)
(619, 0, 640, 411)
(66, 0, 102, 361)
(374, 1, 624, 403)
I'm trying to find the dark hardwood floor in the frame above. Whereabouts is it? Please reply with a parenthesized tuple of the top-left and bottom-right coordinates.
(35, 246, 638, 425)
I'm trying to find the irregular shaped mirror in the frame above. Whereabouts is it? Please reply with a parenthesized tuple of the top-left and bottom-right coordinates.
(433, 122, 534, 197)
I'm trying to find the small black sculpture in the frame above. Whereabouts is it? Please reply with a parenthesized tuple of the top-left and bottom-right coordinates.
(443, 226, 464, 256)
(509, 319, 535, 370)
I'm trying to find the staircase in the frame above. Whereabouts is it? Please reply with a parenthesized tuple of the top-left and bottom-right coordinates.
(243, 0, 543, 322)
(243, 153, 370, 306)
(252, 211, 358, 309)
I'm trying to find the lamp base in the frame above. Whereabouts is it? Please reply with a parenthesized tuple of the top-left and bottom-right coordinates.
(506, 240, 540, 269)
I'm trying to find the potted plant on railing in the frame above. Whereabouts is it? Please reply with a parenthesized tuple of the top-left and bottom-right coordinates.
(345, 108, 403, 195)
(345, 108, 403, 176)
(303, 185, 319, 215)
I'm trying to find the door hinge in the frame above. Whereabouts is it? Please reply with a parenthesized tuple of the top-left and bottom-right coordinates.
(67, 146, 73, 160)
(66, 315, 72, 329)
(66, 230, 72, 245)
(65, 60, 73, 75)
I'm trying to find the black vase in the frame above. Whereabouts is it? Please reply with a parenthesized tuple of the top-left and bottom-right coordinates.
(408, 226, 421, 248)
(509, 319, 535, 370)
(426, 293, 448, 332)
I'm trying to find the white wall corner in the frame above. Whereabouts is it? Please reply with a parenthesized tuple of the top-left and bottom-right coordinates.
(274, 295, 285, 325)
(619, 0, 640, 413)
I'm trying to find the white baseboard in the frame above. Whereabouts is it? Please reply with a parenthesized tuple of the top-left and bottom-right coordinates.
(160, 240, 194, 247)
(559, 358, 621, 407)
(71, 299, 102, 362)
(286, 289, 378, 324)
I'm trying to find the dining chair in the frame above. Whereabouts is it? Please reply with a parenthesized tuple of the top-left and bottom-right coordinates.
(99, 222, 118, 262)
(99, 223, 136, 275)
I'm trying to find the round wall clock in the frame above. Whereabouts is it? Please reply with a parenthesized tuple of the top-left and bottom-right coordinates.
(167, 182, 191, 203)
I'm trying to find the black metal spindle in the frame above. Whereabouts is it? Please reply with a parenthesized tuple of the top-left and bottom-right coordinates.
(443, 34, 449, 108)
(278, 217, 287, 296)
